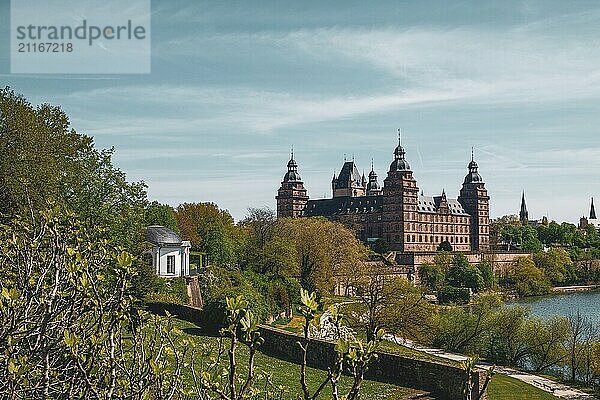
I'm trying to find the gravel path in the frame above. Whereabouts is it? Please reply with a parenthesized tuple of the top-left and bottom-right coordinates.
(385, 335, 597, 400)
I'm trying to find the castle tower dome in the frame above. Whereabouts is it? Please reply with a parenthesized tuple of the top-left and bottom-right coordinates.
(389, 128, 411, 171)
(464, 147, 483, 184)
(276, 148, 309, 218)
(366, 159, 382, 196)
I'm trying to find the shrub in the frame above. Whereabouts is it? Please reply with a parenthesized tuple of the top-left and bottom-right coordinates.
(438, 285, 471, 305)
(146, 277, 189, 305)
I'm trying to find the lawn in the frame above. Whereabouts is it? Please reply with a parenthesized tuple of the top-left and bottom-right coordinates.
(175, 319, 560, 399)
(175, 319, 418, 399)
(488, 375, 559, 400)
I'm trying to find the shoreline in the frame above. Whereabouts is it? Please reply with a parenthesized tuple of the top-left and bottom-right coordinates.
(552, 285, 600, 293)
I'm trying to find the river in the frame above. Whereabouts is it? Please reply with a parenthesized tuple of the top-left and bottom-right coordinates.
(511, 290, 600, 325)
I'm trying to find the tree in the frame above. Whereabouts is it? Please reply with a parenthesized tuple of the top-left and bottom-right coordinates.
(0, 208, 186, 398)
(433, 293, 502, 354)
(485, 306, 530, 366)
(345, 276, 434, 342)
(523, 317, 569, 372)
(477, 261, 495, 289)
(276, 217, 367, 294)
(505, 257, 551, 297)
(533, 248, 574, 285)
(145, 201, 179, 233)
(175, 202, 245, 266)
(566, 310, 596, 383)
(0, 88, 148, 251)
(418, 262, 445, 292)
(446, 254, 484, 292)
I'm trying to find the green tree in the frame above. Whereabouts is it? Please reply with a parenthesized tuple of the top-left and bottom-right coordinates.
(418, 262, 445, 292)
(145, 201, 179, 233)
(0, 208, 186, 398)
(447, 254, 484, 292)
(276, 217, 367, 294)
(0, 88, 147, 250)
(533, 248, 574, 285)
(175, 202, 245, 266)
(477, 261, 495, 289)
(345, 276, 434, 342)
(505, 257, 551, 297)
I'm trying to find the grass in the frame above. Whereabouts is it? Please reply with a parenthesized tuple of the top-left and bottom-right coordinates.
(174, 319, 418, 399)
(173, 317, 563, 399)
(487, 375, 559, 400)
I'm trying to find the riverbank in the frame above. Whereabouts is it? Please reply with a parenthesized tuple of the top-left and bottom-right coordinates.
(386, 335, 597, 400)
(552, 285, 600, 293)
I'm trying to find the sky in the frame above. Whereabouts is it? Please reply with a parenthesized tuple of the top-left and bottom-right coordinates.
(1, 0, 599, 222)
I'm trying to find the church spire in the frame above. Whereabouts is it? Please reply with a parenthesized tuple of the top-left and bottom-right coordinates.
(520, 191, 529, 224)
(591, 197, 597, 220)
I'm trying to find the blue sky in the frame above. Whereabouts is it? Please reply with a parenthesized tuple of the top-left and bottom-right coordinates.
(1, 0, 599, 222)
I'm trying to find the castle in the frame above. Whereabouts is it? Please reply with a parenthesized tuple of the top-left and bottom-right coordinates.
(276, 134, 490, 253)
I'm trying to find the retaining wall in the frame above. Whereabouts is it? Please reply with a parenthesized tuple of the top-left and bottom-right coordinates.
(147, 302, 488, 400)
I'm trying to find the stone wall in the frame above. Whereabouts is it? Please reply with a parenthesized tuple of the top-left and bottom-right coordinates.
(258, 325, 487, 400)
(147, 303, 488, 400)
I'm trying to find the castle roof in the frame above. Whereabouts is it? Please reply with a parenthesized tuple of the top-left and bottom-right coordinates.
(335, 161, 363, 188)
(418, 195, 469, 216)
(303, 195, 383, 216)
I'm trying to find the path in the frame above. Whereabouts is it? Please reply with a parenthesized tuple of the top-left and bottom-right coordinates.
(385, 335, 596, 400)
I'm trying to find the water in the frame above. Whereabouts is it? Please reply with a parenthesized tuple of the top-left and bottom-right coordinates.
(511, 290, 600, 325)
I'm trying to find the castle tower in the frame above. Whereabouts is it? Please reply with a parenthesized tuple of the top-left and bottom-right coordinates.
(332, 159, 366, 197)
(519, 192, 529, 224)
(276, 150, 309, 218)
(366, 160, 382, 196)
(591, 197, 597, 220)
(382, 130, 419, 251)
(458, 149, 490, 251)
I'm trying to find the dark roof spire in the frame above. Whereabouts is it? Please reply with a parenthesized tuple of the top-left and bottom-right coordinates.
(520, 191, 529, 224)
(591, 197, 597, 220)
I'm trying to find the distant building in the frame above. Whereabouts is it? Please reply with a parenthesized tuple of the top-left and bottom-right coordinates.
(579, 197, 599, 230)
(276, 133, 490, 252)
(519, 192, 547, 227)
(145, 225, 191, 277)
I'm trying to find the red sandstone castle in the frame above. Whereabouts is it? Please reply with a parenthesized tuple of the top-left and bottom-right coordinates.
(276, 135, 490, 253)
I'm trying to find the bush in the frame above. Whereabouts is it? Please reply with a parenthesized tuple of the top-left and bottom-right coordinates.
(438, 285, 471, 305)
(146, 277, 189, 305)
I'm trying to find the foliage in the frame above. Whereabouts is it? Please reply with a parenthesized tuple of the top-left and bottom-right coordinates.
(437, 286, 471, 305)
(503, 257, 551, 297)
(418, 262, 445, 292)
(523, 316, 569, 372)
(146, 277, 190, 305)
(0, 87, 148, 251)
(0, 208, 188, 398)
(296, 289, 383, 400)
(432, 293, 502, 354)
(344, 276, 435, 343)
(533, 248, 575, 285)
(146, 201, 179, 233)
(175, 202, 245, 267)
(446, 254, 485, 293)
(477, 261, 495, 289)
(276, 217, 368, 295)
